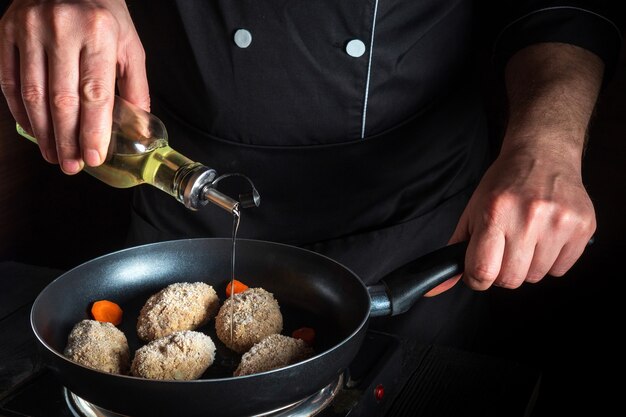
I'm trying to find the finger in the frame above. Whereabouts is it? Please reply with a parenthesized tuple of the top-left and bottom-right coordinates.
(424, 274, 462, 297)
(0, 36, 32, 136)
(525, 240, 563, 283)
(548, 215, 596, 277)
(463, 228, 505, 291)
(48, 47, 82, 174)
(116, 41, 150, 111)
(548, 240, 588, 277)
(494, 236, 536, 289)
(19, 35, 58, 163)
(79, 43, 116, 167)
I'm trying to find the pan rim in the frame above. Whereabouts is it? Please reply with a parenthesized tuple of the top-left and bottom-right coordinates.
(30, 237, 372, 383)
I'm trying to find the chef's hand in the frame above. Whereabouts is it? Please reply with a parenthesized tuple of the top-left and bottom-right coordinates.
(0, 0, 149, 174)
(426, 42, 603, 296)
(428, 147, 596, 295)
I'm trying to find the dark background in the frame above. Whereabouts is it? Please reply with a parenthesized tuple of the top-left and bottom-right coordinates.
(0, 20, 624, 417)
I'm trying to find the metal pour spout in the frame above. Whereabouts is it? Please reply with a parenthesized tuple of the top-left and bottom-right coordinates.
(203, 172, 261, 212)
(202, 186, 240, 213)
(177, 165, 261, 213)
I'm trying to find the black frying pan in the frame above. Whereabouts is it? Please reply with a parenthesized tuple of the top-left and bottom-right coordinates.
(30, 238, 466, 417)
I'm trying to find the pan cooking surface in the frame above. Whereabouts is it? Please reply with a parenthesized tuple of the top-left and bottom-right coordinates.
(32, 238, 369, 381)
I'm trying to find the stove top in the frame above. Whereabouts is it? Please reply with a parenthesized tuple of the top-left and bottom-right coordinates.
(64, 375, 343, 417)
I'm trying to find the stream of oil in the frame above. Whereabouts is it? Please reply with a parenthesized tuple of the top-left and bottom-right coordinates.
(230, 206, 241, 345)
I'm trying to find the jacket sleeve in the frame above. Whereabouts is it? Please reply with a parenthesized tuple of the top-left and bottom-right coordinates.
(490, 1, 623, 82)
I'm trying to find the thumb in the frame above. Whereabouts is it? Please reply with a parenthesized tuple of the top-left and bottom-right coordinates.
(424, 274, 462, 297)
(424, 209, 470, 297)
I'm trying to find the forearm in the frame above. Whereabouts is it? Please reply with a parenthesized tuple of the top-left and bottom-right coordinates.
(502, 42, 604, 164)
(431, 41, 603, 294)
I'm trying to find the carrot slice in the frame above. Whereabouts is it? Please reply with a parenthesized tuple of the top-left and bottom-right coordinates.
(91, 300, 123, 326)
(292, 327, 316, 346)
(226, 279, 249, 297)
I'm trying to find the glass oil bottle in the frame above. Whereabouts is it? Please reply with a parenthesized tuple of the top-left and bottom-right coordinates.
(16, 96, 259, 213)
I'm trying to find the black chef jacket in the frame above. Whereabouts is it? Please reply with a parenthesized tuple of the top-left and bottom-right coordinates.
(125, 1, 621, 352)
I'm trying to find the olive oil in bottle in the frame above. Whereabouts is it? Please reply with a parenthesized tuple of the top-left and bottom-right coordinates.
(16, 96, 256, 212)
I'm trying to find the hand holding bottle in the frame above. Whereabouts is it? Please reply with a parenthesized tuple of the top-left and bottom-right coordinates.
(0, 0, 150, 174)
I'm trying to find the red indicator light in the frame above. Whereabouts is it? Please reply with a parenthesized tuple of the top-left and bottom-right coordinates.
(374, 384, 385, 402)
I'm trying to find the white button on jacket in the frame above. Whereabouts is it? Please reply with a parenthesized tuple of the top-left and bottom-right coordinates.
(345, 39, 366, 57)
(234, 29, 252, 48)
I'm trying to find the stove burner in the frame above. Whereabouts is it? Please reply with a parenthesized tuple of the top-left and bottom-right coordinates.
(64, 373, 344, 417)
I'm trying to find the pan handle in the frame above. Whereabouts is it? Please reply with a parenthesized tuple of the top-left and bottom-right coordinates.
(370, 237, 595, 317)
(370, 242, 467, 317)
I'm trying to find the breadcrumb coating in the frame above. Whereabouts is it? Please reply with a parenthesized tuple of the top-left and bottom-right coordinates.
(215, 288, 283, 353)
(130, 330, 216, 380)
(137, 282, 219, 342)
(64, 319, 130, 374)
(235, 334, 314, 376)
